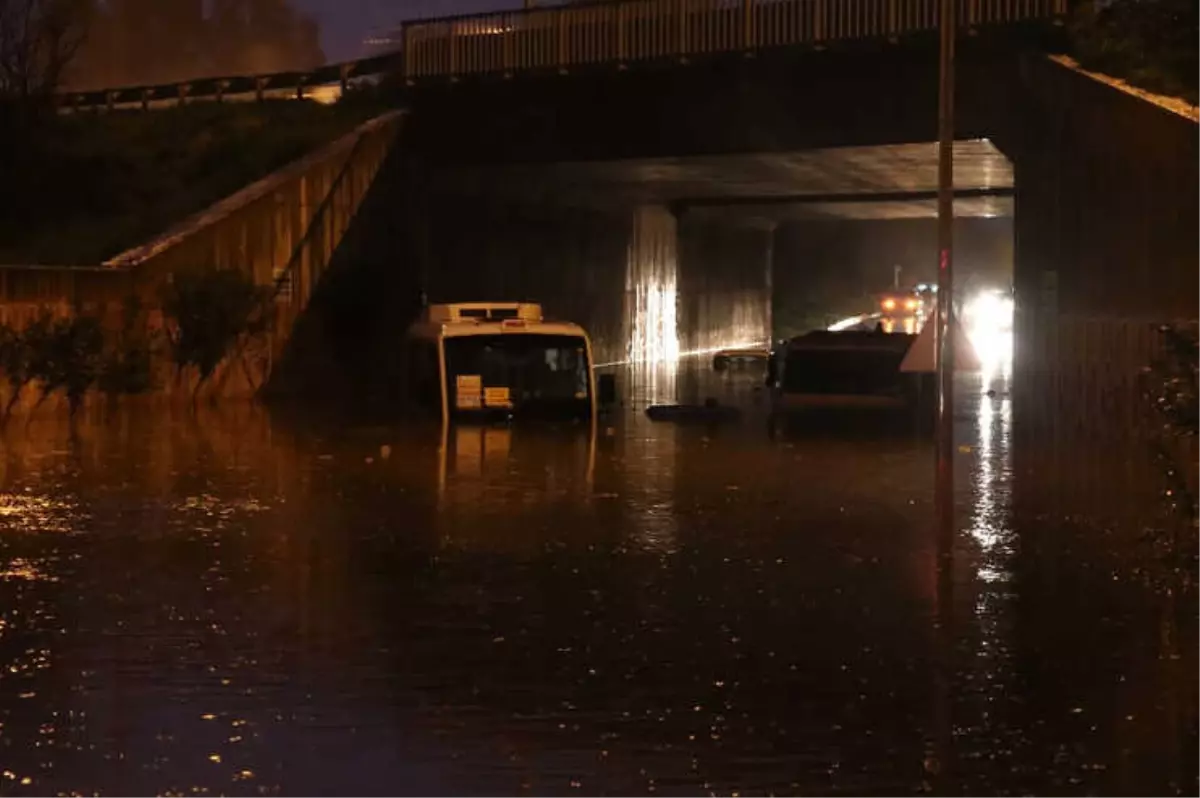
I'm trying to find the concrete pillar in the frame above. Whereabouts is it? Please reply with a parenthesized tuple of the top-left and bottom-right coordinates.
(621, 205, 680, 407)
(764, 223, 775, 342)
(624, 205, 680, 366)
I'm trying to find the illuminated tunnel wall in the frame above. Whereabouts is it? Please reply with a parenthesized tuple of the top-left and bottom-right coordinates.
(677, 217, 774, 355)
(625, 206, 681, 366)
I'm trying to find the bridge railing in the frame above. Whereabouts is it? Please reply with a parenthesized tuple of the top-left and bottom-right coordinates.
(59, 0, 1065, 110)
(403, 0, 1067, 78)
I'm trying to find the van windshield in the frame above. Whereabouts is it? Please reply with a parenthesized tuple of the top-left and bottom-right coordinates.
(444, 333, 591, 421)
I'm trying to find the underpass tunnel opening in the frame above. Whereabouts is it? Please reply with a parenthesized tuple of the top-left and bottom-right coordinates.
(275, 46, 1192, 442)
(662, 139, 1018, 390)
(418, 137, 1018, 406)
(770, 213, 1015, 384)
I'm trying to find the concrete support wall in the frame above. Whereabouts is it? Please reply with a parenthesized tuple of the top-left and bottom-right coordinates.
(677, 217, 774, 355)
(0, 267, 132, 329)
(1011, 57, 1198, 444)
(136, 112, 401, 399)
(0, 112, 402, 403)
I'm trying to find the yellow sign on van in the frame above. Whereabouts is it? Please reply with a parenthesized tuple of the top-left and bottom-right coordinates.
(456, 374, 482, 409)
(484, 386, 512, 408)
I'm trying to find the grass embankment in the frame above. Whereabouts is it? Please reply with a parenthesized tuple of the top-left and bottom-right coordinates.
(0, 98, 385, 266)
(1066, 0, 1198, 107)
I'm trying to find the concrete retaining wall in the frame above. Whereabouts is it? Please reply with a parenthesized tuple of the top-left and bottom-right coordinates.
(1011, 56, 1198, 447)
(0, 111, 402, 405)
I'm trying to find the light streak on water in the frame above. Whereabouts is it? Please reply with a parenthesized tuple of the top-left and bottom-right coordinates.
(594, 340, 769, 370)
(827, 312, 882, 331)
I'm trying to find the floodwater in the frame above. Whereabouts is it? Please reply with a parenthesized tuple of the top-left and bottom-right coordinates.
(0, 363, 1195, 796)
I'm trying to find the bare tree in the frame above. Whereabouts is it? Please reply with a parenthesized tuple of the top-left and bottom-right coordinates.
(0, 0, 90, 99)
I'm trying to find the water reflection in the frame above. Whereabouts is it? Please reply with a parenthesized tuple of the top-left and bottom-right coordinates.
(435, 422, 598, 551)
(880, 316, 919, 335)
(623, 361, 679, 408)
(0, 386, 1192, 796)
(967, 382, 1012, 559)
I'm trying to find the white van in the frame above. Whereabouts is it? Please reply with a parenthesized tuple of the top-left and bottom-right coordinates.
(404, 302, 611, 423)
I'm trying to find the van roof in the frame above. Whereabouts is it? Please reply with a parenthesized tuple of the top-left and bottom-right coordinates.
(407, 301, 590, 342)
(425, 302, 543, 324)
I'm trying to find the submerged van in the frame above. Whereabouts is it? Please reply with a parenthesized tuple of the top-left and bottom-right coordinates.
(403, 302, 614, 423)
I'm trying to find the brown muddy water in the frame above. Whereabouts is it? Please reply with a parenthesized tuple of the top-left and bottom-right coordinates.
(0, 364, 1195, 796)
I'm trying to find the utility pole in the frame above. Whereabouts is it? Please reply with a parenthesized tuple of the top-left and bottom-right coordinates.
(931, 3, 958, 791)
(934, 0, 956, 553)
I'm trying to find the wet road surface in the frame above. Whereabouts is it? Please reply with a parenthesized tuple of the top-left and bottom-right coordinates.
(0, 364, 1195, 796)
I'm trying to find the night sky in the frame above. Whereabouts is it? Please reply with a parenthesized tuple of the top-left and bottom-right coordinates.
(291, 0, 529, 62)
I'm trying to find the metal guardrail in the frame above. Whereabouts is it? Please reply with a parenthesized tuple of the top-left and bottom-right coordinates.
(404, 0, 1065, 78)
(59, 53, 401, 112)
(60, 0, 1065, 110)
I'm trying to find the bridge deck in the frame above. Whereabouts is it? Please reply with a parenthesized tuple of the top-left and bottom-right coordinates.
(403, 0, 1066, 80)
(61, 0, 1066, 110)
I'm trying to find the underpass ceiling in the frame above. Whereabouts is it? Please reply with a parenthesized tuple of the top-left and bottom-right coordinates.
(432, 139, 1015, 220)
(684, 195, 1014, 222)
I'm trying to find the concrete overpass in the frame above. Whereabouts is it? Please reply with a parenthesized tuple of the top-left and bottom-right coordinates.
(289, 35, 1193, 441)
(5, 0, 1197, 447)
(59, 0, 1065, 110)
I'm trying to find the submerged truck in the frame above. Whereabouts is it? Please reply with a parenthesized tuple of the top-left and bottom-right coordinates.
(768, 330, 932, 414)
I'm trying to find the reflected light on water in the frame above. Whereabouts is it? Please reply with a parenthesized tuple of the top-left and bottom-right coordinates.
(968, 392, 1012, 557)
(435, 424, 599, 549)
(626, 360, 679, 406)
(879, 316, 919, 335)
(969, 328, 1014, 385)
(0, 387, 1189, 796)
(624, 414, 679, 556)
(0, 558, 58, 583)
(0, 493, 79, 534)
